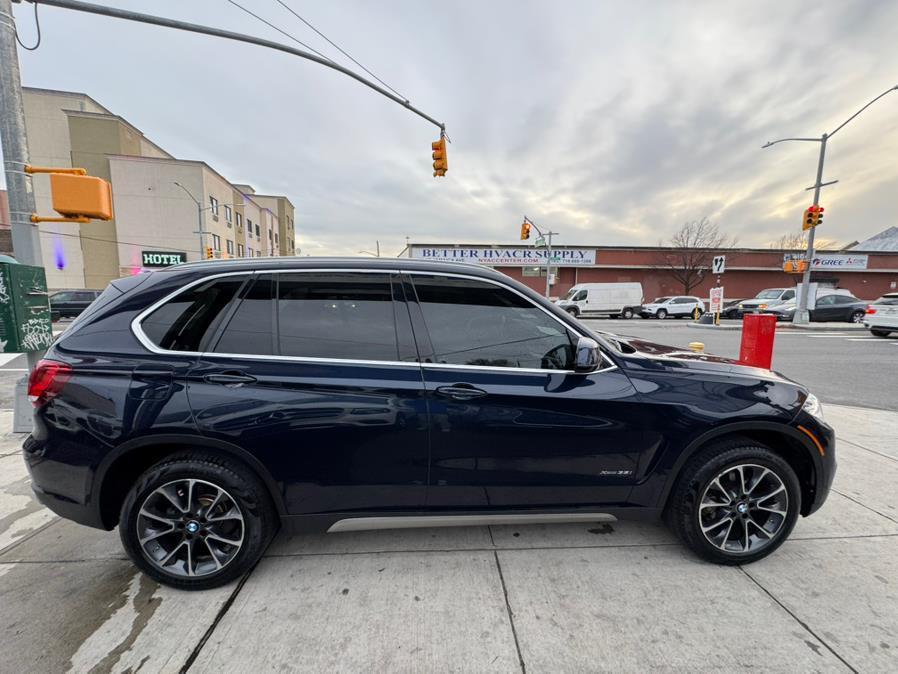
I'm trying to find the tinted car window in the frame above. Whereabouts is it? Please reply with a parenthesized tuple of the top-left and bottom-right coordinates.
(51, 292, 74, 302)
(830, 295, 857, 305)
(572, 290, 587, 301)
(874, 295, 898, 305)
(816, 295, 835, 305)
(782, 290, 795, 300)
(142, 277, 245, 351)
(215, 276, 275, 355)
(277, 272, 399, 360)
(411, 275, 576, 369)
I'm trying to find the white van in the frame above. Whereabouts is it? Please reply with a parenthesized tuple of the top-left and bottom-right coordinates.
(555, 282, 644, 319)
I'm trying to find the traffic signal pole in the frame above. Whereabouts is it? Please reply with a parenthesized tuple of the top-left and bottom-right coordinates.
(795, 134, 827, 325)
(0, 0, 45, 373)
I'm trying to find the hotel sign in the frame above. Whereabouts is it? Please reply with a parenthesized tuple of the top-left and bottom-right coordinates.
(142, 250, 187, 268)
(411, 247, 596, 266)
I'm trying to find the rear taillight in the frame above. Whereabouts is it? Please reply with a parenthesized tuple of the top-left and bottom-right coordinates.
(28, 360, 72, 408)
(866, 305, 877, 314)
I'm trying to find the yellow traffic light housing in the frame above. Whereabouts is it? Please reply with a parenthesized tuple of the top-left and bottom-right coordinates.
(25, 166, 114, 223)
(802, 204, 824, 231)
(783, 259, 809, 274)
(206, 247, 215, 259)
(432, 136, 447, 177)
(520, 221, 531, 240)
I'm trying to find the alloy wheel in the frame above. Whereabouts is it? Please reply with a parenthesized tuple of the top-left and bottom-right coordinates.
(851, 311, 864, 323)
(698, 464, 788, 554)
(136, 478, 245, 577)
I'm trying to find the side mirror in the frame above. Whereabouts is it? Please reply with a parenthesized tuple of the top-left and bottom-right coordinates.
(574, 336, 602, 372)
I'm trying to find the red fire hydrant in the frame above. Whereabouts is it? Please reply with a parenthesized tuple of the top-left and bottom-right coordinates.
(739, 314, 777, 369)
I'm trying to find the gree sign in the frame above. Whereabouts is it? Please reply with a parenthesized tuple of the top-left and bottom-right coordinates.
(784, 254, 868, 270)
(141, 251, 187, 268)
(411, 247, 596, 266)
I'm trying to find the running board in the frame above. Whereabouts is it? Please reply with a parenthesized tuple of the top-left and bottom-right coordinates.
(327, 512, 617, 533)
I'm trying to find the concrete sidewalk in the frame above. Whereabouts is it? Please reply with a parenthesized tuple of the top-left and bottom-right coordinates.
(1, 405, 897, 672)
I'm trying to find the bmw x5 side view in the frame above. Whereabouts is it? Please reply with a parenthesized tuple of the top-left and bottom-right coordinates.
(24, 258, 835, 590)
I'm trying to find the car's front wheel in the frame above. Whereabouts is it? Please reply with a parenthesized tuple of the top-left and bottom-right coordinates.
(656, 309, 668, 319)
(620, 307, 634, 319)
(871, 328, 891, 337)
(666, 438, 800, 565)
(119, 452, 277, 590)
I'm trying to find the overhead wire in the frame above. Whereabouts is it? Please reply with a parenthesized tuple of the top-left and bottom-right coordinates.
(225, 0, 333, 62)
(15, 1, 42, 50)
(272, 0, 408, 103)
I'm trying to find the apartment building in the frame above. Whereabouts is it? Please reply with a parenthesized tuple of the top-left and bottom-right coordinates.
(22, 87, 297, 289)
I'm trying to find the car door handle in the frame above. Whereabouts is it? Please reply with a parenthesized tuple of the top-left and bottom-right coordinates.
(204, 372, 257, 387)
(435, 384, 488, 401)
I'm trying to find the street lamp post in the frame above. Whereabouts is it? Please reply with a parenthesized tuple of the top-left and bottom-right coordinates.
(763, 85, 898, 324)
(173, 182, 207, 259)
(523, 216, 559, 299)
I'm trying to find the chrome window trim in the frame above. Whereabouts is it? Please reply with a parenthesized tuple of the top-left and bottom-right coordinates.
(129, 266, 618, 374)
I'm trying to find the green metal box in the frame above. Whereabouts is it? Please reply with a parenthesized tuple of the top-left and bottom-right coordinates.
(0, 262, 55, 353)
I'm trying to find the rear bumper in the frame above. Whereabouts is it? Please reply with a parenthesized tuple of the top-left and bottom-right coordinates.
(22, 434, 106, 529)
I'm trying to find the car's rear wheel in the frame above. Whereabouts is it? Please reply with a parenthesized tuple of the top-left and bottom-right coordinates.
(621, 307, 634, 319)
(120, 452, 277, 590)
(666, 438, 800, 565)
(850, 310, 865, 324)
(565, 307, 580, 318)
(656, 309, 668, 319)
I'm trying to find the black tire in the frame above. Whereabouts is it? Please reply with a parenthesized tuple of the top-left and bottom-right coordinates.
(621, 307, 634, 320)
(565, 307, 580, 318)
(871, 328, 891, 337)
(665, 437, 800, 565)
(849, 310, 865, 324)
(656, 309, 668, 319)
(120, 452, 278, 590)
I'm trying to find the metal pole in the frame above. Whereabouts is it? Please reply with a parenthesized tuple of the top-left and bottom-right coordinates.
(544, 231, 553, 299)
(795, 133, 827, 324)
(0, 0, 44, 373)
(196, 203, 205, 259)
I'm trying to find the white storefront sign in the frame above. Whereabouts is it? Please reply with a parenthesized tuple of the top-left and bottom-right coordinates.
(709, 286, 724, 313)
(411, 247, 596, 266)
(784, 254, 868, 270)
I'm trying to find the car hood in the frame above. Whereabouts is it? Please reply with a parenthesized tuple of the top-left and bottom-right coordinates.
(606, 334, 794, 382)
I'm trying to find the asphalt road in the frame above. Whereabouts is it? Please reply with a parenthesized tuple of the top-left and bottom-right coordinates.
(581, 318, 898, 411)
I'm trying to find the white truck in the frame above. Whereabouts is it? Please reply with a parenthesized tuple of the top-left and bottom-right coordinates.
(555, 282, 644, 319)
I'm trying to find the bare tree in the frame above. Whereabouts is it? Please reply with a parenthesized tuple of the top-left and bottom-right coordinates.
(655, 218, 736, 294)
(768, 232, 842, 252)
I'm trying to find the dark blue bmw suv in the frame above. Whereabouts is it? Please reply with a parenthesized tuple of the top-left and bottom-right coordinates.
(24, 258, 835, 589)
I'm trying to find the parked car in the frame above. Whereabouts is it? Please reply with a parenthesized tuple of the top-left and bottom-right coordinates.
(24, 258, 834, 590)
(48, 289, 102, 320)
(555, 282, 643, 319)
(639, 295, 705, 319)
(734, 288, 796, 317)
(864, 292, 898, 336)
(761, 295, 868, 323)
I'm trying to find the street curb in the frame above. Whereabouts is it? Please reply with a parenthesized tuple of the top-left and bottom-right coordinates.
(686, 322, 868, 332)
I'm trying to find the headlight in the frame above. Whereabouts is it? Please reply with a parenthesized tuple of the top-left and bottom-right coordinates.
(802, 393, 824, 420)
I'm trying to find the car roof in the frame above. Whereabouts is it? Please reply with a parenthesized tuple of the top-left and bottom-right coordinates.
(159, 256, 512, 282)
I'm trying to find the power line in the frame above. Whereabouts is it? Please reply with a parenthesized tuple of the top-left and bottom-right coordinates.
(225, 0, 333, 63)
(14, 1, 42, 50)
(272, 0, 408, 103)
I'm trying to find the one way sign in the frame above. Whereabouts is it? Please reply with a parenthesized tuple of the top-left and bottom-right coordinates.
(712, 255, 726, 274)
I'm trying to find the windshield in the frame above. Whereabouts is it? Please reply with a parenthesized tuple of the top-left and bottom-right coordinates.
(652, 297, 671, 303)
(754, 289, 784, 299)
(563, 288, 581, 300)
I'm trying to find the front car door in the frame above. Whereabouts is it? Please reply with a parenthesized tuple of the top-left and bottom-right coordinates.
(406, 272, 650, 510)
(810, 294, 837, 321)
(177, 270, 429, 515)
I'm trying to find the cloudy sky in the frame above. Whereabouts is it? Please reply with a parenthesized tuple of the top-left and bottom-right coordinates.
(7, 0, 898, 255)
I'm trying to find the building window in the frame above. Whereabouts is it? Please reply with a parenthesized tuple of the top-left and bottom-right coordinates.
(268, 229, 272, 240)
(246, 218, 252, 234)
(255, 223, 261, 238)
(238, 243, 245, 257)
(256, 250, 262, 257)
(209, 196, 219, 216)
(275, 233, 279, 245)
(224, 205, 233, 225)
(212, 234, 221, 251)
(236, 212, 243, 228)
(522, 266, 546, 277)
(226, 239, 234, 255)
(247, 247, 253, 257)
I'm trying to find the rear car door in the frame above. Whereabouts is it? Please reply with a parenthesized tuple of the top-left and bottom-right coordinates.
(406, 272, 649, 509)
(183, 270, 429, 515)
(810, 294, 837, 321)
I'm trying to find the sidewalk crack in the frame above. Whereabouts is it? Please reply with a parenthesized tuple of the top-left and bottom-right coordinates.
(739, 566, 857, 673)
(832, 488, 898, 524)
(493, 550, 526, 673)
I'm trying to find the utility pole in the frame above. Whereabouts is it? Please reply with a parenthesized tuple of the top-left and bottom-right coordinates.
(1, 0, 45, 373)
(173, 182, 205, 259)
(0, 0, 43, 267)
(522, 216, 559, 299)
(763, 84, 898, 325)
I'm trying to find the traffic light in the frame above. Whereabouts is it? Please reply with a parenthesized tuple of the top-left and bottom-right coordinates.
(432, 136, 447, 177)
(520, 220, 531, 240)
(205, 247, 214, 259)
(803, 205, 824, 231)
